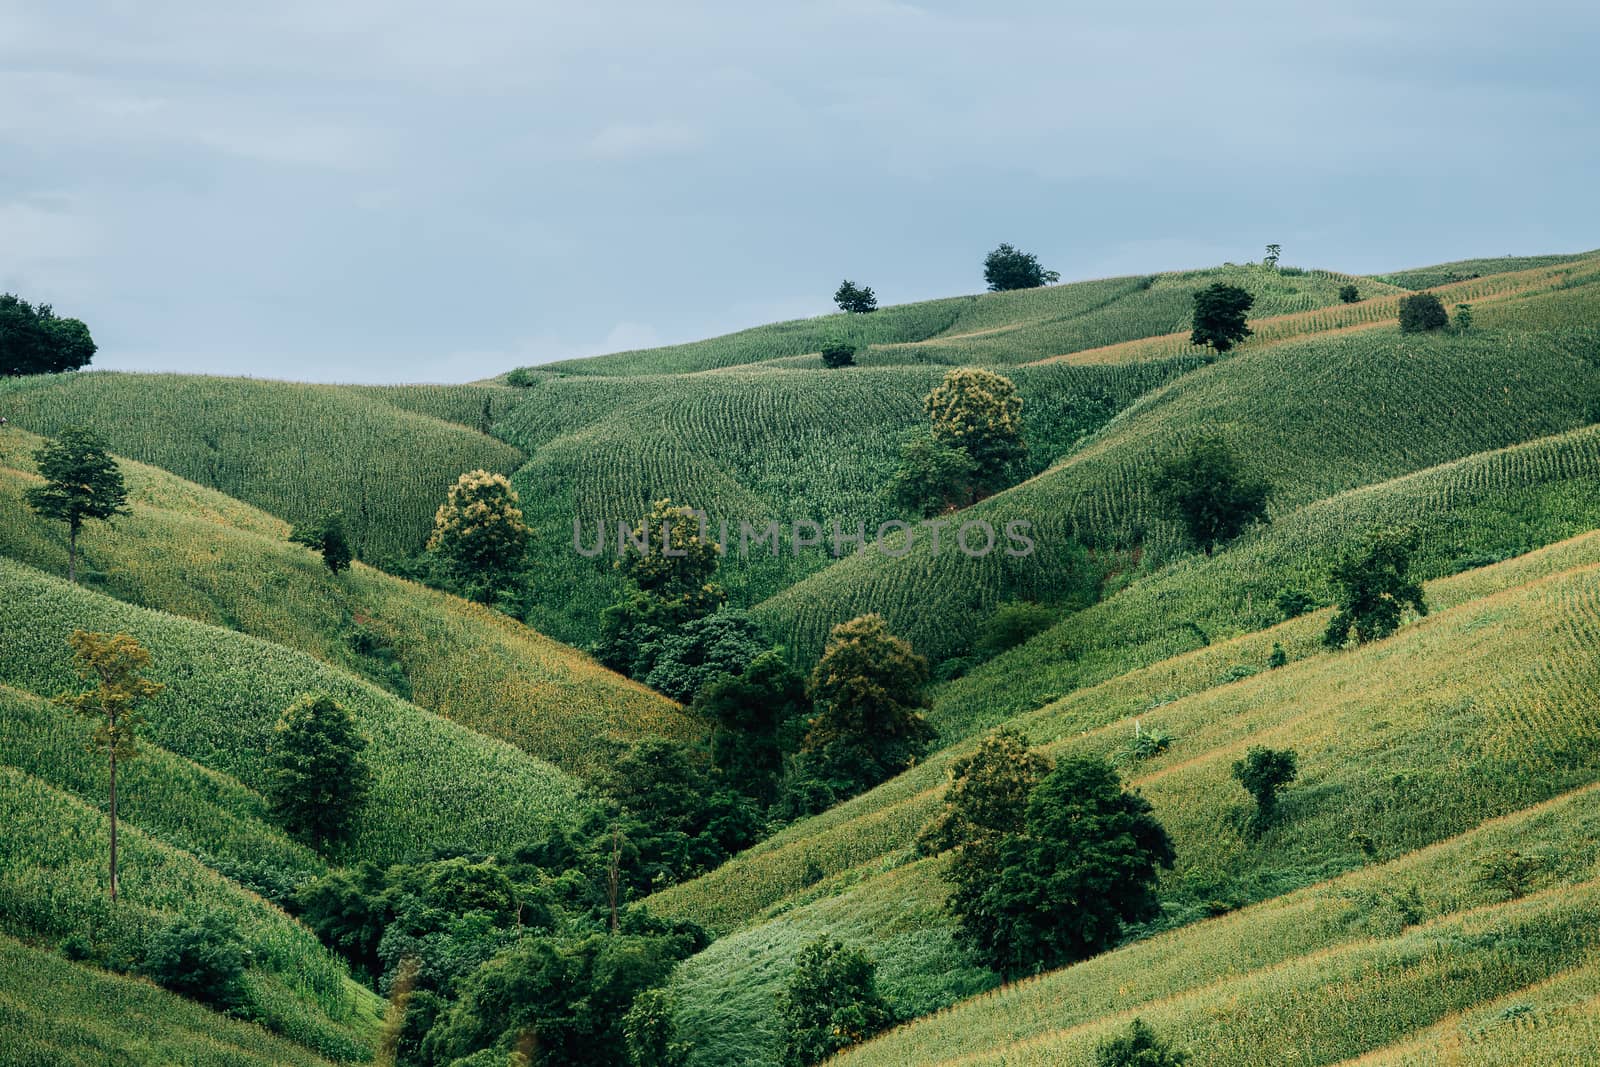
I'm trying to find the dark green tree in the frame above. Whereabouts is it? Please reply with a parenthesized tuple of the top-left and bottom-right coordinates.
(25, 427, 129, 583)
(983, 244, 1060, 291)
(1190, 283, 1255, 353)
(0, 293, 97, 376)
(975, 601, 1056, 657)
(142, 913, 249, 1011)
(1095, 1018, 1189, 1067)
(948, 754, 1175, 976)
(777, 937, 896, 1066)
(1454, 302, 1474, 331)
(918, 728, 1052, 856)
(642, 609, 768, 703)
(1263, 243, 1281, 269)
(834, 279, 878, 314)
(1151, 437, 1271, 554)
(698, 649, 811, 806)
(624, 987, 689, 1067)
(267, 694, 372, 852)
(1338, 283, 1361, 304)
(1231, 746, 1299, 831)
(888, 432, 978, 517)
(1324, 527, 1428, 647)
(1398, 292, 1448, 333)
(290, 513, 353, 575)
(600, 498, 727, 677)
(819, 337, 857, 368)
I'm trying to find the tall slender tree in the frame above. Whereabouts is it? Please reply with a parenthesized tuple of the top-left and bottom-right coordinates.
(57, 631, 164, 900)
(25, 427, 129, 583)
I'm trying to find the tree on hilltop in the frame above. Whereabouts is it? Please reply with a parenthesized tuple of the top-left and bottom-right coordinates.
(1190, 283, 1254, 353)
(1, 292, 97, 377)
(983, 244, 1059, 291)
(834, 280, 878, 314)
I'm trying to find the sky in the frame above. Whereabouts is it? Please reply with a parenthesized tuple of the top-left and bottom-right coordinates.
(3, 1, 1598, 383)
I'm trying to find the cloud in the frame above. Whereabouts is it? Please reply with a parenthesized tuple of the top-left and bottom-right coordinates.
(582, 120, 705, 160)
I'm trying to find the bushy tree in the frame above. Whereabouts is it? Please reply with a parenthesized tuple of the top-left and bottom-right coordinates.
(975, 601, 1055, 657)
(1152, 437, 1270, 554)
(1398, 292, 1448, 333)
(949, 754, 1175, 976)
(777, 937, 896, 1066)
(57, 630, 164, 900)
(427, 470, 532, 599)
(698, 649, 811, 806)
(142, 913, 249, 1011)
(918, 728, 1053, 855)
(1339, 283, 1361, 304)
(0, 292, 97, 376)
(642, 609, 769, 702)
(799, 614, 934, 802)
(1095, 1018, 1189, 1067)
(1190, 283, 1255, 353)
(25, 427, 129, 583)
(834, 279, 878, 314)
(602, 739, 760, 885)
(267, 694, 372, 852)
(983, 244, 1059, 291)
(888, 432, 977, 517)
(290, 512, 353, 575)
(600, 498, 726, 676)
(1324, 527, 1428, 647)
(624, 988, 689, 1067)
(1231, 745, 1298, 831)
(1454, 302, 1474, 330)
(820, 338, 857, 368)
(924, 367, 1025, 498)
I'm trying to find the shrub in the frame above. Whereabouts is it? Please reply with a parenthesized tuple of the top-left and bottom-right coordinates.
(1189, 283, 1254, 353)
(777, 937, 896, 1066)
(1398, 292, 1449, 333)
(1268, 642, 1288, 669)
(504, 367, 538, 387)
(142, 913, 250, 1011)
(1128, 722, 1173, 761)
(1231, 745, 1299, 831)
(623, 988, 689, 1067)
(289, 513, 353, 575)
(975, 601, 1056, 657)
(1095, 1018, 1189, 1067)
(1276, 587, 1315, 620)
(1455, 302, 1474, 331)
(819, 338, 857, 368)
(1339, 283, 1361, 303)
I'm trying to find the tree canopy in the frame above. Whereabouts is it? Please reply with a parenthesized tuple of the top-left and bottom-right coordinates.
(267, 693, 372, 851)
(1190, 282, 1255, 353)
(1324, 527, 1428, 647)
(833, 279, 878, 314)
(1151, 436, 1271, 554)
(25, 427, 130, 583)
(923, 367, 1025, 499)
(0, 293, 97, 376)
(983, 244, 1059, 291)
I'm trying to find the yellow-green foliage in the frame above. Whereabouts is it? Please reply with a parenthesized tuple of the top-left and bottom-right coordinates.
(0, 430, 694, 779)
(1375, 250, 1596, 290)
(0, 932, 343, 1067)
(0, 557, 593, 863)
(0, 372, 525, 560)
(0, 766, 382, 1061)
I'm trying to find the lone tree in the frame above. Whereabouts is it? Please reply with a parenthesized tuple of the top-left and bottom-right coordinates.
(0, 292, 97, 377)
(777, 936, 896, 1066)
(983, 243, 1060, 291)
(1263, 243, 1282, 269)
(800, 614, 933, 802)
(1231, 745, 1299, 832)
(950, 754, 1174, 976)
(834, 279, 878, 314)
(1190, 283, 1255, 353)
(1339, 283, 1361, 304)
(1454, 302, 1474, 331)
(290, 513, 353, 575)
(58, 630, 164, 900)
(924, 367, 1025, 499)
(819, 337, 857, 368)
(267, 694, 372, 852)
(1152, 437, 1271, 554)
(1096, 1019, 1189, 1067)
(25, 427, 129, 583)
(888, 432, 977, 518)
(1324, 527, 1428, 648)
(427, 469, 532, 599)
(1398, 292, 1449, 333)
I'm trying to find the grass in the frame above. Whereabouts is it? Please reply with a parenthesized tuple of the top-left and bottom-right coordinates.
(657, 548, 1600, 1063)
(0, 428, 693, 780)
(0, 556, 594, 865)
(0, 372, 525, 561)
(1373, 250, 1597, 290)
(0, 932, 345, 1066)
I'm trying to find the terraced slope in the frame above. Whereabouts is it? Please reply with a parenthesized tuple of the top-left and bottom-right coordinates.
(0, 372, 525, 561)
(0, 429, 692, 779)
(657, 540, 1600, 1063)
(1375, 250, 1596, 290)
(0, 557, 592, 864)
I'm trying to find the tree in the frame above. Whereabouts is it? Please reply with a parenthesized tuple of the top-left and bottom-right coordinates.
(1263, 243, 1281, 269)
(801, 614, 934, 800)
(1095, 1019, 1189, 1067)
(699, 649, 811, 806)
(624, 988, 689, 1067)
(57, 630, 164, 900)
(642, 609, 768, 703)
(1190, 283, 1254, 353)
(918, 728, 1053, 856)
(426, 469, 533, 599)
(833, 279, 878, 314)
(1151, 437, 1271, 554)
(975, 601, 1055, 658)
(0, 293, 96, 376)
(1324, 527, 1428, 647)
(142, 913, 249, 1010)
(1339, 283, 1361, 304)
(888, 432, 978, 517)
(25, 427, 129, 583)
(290, 513, 353, 575)
(924, 367, 1025, 498)
(948, 754, 1175, 976)
(1454, 302, 1474, 331)
(1231, 746, 1298, 831)
(777, 937, 896, 1066)
(819, 337, 857, 368)
(600, 499, 727, 676)
(983, 244, 1059, 291)
(267, 694, 372, 852)
(1398, 292, 1448, 333)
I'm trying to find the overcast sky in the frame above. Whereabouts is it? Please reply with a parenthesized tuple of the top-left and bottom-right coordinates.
(3, 2, 1597, 383)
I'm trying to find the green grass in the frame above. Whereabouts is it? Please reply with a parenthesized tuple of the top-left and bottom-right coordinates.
(1374, 250, 1597, 290)
(0, 932, 346, 1067)
(0, 428, 696, 780)
(0, 556, 594, 865)
(0, 372, 526, 561)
